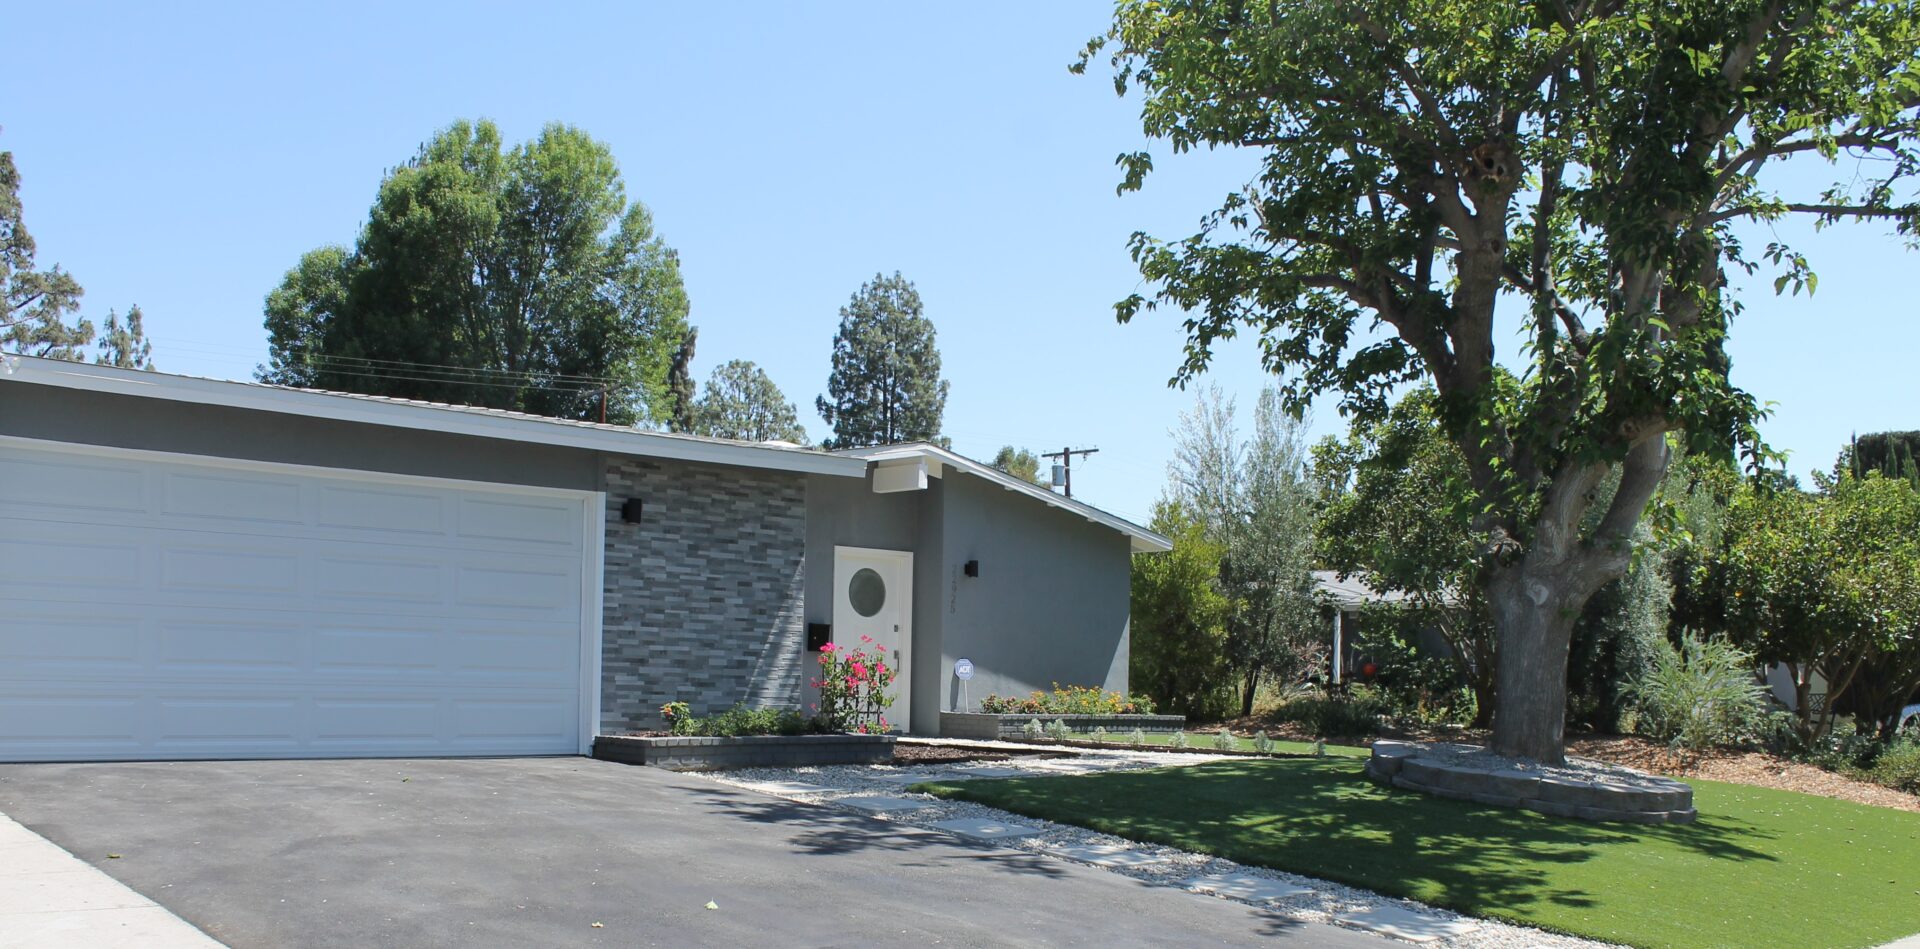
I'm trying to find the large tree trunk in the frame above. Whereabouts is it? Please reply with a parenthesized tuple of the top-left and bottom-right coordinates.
(1486, 566, 1582, 763)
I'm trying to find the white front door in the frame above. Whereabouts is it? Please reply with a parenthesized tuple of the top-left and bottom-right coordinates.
(831, 546, 913, 732)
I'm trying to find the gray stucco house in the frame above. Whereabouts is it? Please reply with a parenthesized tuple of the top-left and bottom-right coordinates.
(0, 356, 1167, 762)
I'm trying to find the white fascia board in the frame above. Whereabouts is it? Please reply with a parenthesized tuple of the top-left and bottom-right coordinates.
(1, 357, 868, 478)
(843, 443, 1173, 554)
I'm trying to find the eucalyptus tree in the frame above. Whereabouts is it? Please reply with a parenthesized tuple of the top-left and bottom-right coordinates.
(1084, 0, 1920, 761)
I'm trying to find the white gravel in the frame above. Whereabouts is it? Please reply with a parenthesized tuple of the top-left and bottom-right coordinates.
(696, 741, 1619, 949)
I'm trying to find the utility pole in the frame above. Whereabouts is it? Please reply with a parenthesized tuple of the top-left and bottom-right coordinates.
(1041, 446, 1099, 498)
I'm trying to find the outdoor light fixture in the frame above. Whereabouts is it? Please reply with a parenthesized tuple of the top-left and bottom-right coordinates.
(621, 498, 644, 524)
(963, 560, 979, 578)
(807, 623, 832, 652)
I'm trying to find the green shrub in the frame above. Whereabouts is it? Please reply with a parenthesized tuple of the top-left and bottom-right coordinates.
(979, 684, 1158, 715)
(1167, 730, 1190, 749)
(1128, 728, 1148, 749)
(1021, 718, 1044, 739)
(1630, 632, 1771, 752)
(1868, 740, 1920, 793)
(664, 703, 810, 738)
(1091, 726, 1110, 745)
(1270, 687, 1388, 737)
(1253, 730, 1275, 754)
(1212, 727, 1237, 750)
(1045, 718, 1072, 741)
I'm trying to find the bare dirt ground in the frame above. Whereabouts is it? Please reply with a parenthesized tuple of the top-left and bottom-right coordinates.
(1220, 714, 1920, 813)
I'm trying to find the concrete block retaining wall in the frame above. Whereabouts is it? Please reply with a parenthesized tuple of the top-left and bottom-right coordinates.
(592, 734, 895, 771)
(939, 711, 1187, 740)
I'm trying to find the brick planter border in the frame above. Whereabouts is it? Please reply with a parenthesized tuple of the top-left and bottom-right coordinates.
(938, 711, 1187, 740)
(592, 734, 895, 771)
(1365, 740, 1696, 824)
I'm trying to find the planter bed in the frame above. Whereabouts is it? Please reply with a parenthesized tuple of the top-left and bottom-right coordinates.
(938, 711, 1186, 740)
(592, 733, 895, 771)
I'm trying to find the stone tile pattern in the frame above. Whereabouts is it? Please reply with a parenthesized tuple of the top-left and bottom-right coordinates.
(591, 735, 894, 771)
(601, 457, 809, 731)
(1367, 741, 1697, 824)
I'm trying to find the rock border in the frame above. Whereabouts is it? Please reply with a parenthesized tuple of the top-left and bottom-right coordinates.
(592, 734, 894, 771)
(1367, 740, 1696, 824)
(938, 711, 1187, 740)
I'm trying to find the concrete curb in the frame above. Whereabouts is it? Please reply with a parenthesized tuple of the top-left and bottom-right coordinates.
(0, 812, 222, 948)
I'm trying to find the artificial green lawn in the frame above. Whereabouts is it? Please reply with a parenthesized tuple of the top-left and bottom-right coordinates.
(919, 757, 1920, 949)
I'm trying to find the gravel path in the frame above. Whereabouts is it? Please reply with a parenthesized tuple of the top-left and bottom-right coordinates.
(694, 742, 1617, 949)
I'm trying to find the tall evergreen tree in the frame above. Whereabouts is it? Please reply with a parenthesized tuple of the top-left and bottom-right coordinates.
(665, 327, 698, 433)
(2, 145, 151, 363)
(2, 147, 88, 358)
(815, 272, 948, 449)
(260, 120, 689, 425)
(95, 306, 153, 370)
(689, 359, 808, 444)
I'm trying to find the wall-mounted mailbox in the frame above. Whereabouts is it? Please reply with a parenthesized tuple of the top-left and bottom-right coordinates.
(620, 498, 644, 524)
(806, 622, 832, 652)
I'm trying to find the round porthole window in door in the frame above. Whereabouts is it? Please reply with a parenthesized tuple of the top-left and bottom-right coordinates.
(848, 567, 885, 617)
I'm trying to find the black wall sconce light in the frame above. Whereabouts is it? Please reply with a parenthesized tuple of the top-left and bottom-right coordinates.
(621, 498, 644, 524)
(963, 559, 980, 578)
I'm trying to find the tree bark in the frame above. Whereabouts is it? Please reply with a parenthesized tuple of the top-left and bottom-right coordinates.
(1486, 565, 1582, 763)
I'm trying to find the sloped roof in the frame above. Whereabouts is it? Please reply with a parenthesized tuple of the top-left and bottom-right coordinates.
(0, 355, 867, 477)
(837, 442, 1173, 554)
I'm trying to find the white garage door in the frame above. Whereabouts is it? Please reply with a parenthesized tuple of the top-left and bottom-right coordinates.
(0, 438, 598, 762)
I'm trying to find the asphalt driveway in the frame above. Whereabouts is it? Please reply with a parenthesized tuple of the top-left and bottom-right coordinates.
(0, 757, 1380, 948)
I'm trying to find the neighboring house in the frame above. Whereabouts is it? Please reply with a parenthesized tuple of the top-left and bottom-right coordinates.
(0, 356, 1167, 762)
(1311, 570, 1455, 684)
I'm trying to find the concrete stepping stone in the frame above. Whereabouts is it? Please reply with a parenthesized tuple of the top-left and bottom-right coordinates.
(952, 766, 1025, 778)
(838, 795, 935, 814)
(866, 771, 945, 785)
(1182, 871, 1313, 902)
(928, 817, 1046, 842)
(1039, 842, 1171, 868)
(1334, 904, 1480, 943)
(740, 780, 833, 796)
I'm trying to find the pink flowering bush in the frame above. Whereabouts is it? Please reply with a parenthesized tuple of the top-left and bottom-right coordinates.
(813, 636, 898, 733)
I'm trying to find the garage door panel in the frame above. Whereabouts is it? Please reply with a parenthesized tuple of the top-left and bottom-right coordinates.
(0, 455, 146, 514)
(0, 440, 593, 762)
(0, 536, 141, 590)
(317, 485, 447, 535)
(0, 612, 145, 673)
(457, 496, 583, 546)
(160, 546, 302, 596)
(156, 621, 305, 672)
(160, 471, 304, 525)
(0, 693, 144, 748)
(155, 698, 302, 743)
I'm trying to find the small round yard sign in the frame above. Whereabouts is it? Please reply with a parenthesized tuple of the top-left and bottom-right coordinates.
(954, 658, 974, 680)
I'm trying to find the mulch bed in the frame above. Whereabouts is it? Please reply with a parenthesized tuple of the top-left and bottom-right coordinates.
(889, 743, 1065, 765)
(1221, 714, 1920, 813)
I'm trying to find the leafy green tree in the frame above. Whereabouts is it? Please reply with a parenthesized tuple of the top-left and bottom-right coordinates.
(1083, 0, 1920, 762)
(689, 359, 808, 444)
(1171, 386, 1324, 715)
(991, 446, 1049, 487)
(815, 272, 948, 449)
(94, 306, 153, 370)
(1130, 500, 1237, 719)
(1315, 388, 1496, 725)
(1689, 470, 1920, 739)
(260, 120, 690, 425)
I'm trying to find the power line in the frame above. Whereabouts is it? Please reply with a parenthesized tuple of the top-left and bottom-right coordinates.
(1040, 446, 1100, 498)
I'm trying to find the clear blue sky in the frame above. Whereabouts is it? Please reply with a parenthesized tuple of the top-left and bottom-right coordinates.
(9, 2, 1915, 525)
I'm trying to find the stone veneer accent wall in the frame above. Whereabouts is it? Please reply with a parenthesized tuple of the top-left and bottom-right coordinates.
(601, 457, 809, 732)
